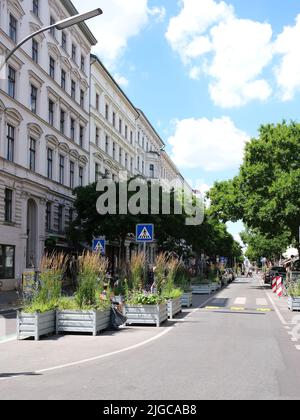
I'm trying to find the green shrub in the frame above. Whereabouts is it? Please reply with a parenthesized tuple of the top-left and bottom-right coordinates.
(162, 288, 183, 300)
(126, 291, 166, 306)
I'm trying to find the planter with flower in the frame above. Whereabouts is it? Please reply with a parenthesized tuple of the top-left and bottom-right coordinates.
(191, 277, 212, 295)
(288, 281, 300, 312)
(17, 254, 64, 341)
(124, 253, 168, 327)
(176, 275, 193, 308)
(56, 253, 111, 336)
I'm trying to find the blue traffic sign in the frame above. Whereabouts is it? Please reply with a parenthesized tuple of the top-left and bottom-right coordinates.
(136, 224, 154, 243)
(93, 239, 106, 255)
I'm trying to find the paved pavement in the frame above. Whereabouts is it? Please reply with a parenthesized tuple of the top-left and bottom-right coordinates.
(0, 277, 300, 400)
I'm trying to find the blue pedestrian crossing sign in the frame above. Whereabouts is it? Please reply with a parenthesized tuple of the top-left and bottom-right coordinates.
(136, 224, 154, 243)
(93, 239, 106, 255)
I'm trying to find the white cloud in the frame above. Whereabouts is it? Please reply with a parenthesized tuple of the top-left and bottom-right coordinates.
(168, 117, 249, 171)
(113, 74, 129, 88)
(166, 0, 274, 108)
(73, 0, 164, 66)
(274, 14, 300, 101)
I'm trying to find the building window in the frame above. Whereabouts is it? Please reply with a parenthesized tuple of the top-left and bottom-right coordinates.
(81, 55, 85, 72)
(69, 208, 74, 225)
(62, 31, 67, 51)
(95, 163, 100, 182)
(130, 157, 133, 173)
(47, 148, 53, 179)
(7, 124, 15, 162)
(71, 80, 76, 100)
(150, 164, 155, 178)
(112, 142, 116, 160)
(50, 16, 56, 38)
(79, 167, 83, 187)
(112, 112, 116, 127)
(119, 148, 122, 164)
(142, 161, 145, 174)
(130, 131, 133, 145)
(137, 156, 140, 171)
(61, 69, 66, 90)
(9, 14, 17, 43)
(96, 127, 99, 147)
(58, 205, 64, 233)
(70, 118, 75, 140)
(8, 66, 16, 98)
(59, 155, 65, 184)
(32, 39, 39, 63)
(79, 126, 84, 148)
(69, 161, 75, 189)
(71, 44, 76, 62)
(49, 99, 54, 125)
(96, 93, 100, 110)
(60, 109, 65, 134)
(119, 118, 122, 134)
(125, 153, 128, 169)
(80, 89, 84, 108)
(29, 137, 36, 171)
(46, 202, 52, 231)
(49, 57, 55, 79)
(30, 84, 38, 114)
(4, 189, 13, 223)
(0, 246, 15, 280)
(105, 104, 109, 120)
(125, 125, 128, 140)
(32, 0, 39, 17)
(105, 135, 109, 154)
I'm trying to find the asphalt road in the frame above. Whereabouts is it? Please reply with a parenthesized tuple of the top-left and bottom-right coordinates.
(1, 277, 300, 400)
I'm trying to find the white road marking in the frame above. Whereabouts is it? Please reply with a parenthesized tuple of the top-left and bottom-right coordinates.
(256, 298, 268, 307)
(0, 335, 17, 344)
(265, 292, 287, 326)
(296, 346, 300, 351)
(234, 297, 246, 305)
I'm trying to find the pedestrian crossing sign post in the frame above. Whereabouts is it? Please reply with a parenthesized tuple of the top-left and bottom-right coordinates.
(93, 239, 106, 256)
(136, 224, 154, 243)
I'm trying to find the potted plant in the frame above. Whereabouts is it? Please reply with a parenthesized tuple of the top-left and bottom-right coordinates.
(124, 253, 168, 327)
(176, 275, 193, 308)
(288, 281, 300, 312)
(162, 258, 183, 319)
(125, 292, 168, 328)
(56, 253, 111, 336)
(17, 254, 64, 341)
(191, 277, 212, 295)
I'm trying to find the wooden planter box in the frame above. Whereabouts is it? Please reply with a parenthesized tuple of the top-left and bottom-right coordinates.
(56, 309, 111, 336)
(181, 292, 193, 308)
(17, 310, 56, 341)
(167, 298, 182, 319)
(288, 296, 300, 312)
(191, 285, 212, 295)
(125, 304, 168, 328)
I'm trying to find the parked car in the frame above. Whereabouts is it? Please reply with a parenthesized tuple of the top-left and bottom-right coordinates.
(264, 266, 286, 285)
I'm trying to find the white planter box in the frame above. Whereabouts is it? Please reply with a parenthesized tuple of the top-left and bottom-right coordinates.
(191, 285, 212, 295)
(181, 292, 193, 308)
(56, 309, 111, 336)
(17, 310, 56, 341)
(125, 304, 168, 327)
(288, 296, 300, 312)
(210, 283, 220, 293)
(167, 298, 182, 319)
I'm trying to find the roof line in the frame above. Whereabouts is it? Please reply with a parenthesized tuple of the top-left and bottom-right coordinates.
(61, 0, 98, 46)
(91, 54, 139, 116)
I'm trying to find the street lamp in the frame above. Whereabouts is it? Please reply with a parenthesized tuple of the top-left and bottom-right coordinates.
(0, 8, 103, 72)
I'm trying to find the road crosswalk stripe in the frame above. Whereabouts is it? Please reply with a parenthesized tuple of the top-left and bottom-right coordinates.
(256, 298, 268, 306)
(234, 297, 246, 305)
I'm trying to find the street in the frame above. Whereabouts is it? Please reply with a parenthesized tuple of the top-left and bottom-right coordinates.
(1, 277, 300, 400)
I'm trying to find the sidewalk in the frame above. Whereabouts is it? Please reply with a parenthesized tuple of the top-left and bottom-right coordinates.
(0, 291, 21, 312)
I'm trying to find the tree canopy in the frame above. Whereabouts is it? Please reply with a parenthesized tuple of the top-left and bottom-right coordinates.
(209, 121, 300, 253)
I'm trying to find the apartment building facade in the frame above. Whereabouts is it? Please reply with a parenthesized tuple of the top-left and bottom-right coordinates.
(0, 0, 190, 291)
(0, 0, 96, 290)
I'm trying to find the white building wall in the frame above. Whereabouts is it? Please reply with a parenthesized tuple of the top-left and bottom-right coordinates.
(0, 0, 96, 290)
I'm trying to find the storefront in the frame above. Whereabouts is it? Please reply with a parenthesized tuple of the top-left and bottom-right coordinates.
(0, 245, 15, 289)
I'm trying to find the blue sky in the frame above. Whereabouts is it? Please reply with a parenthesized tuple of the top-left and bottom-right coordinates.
(74, 0, 300, 241)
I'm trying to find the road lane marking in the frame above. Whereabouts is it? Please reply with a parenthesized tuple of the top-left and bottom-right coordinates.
(234, 297, 246, 305)
(265, 292, 287, 326)
(256, 308, 272, 313)
(230, 307, 245, 311)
